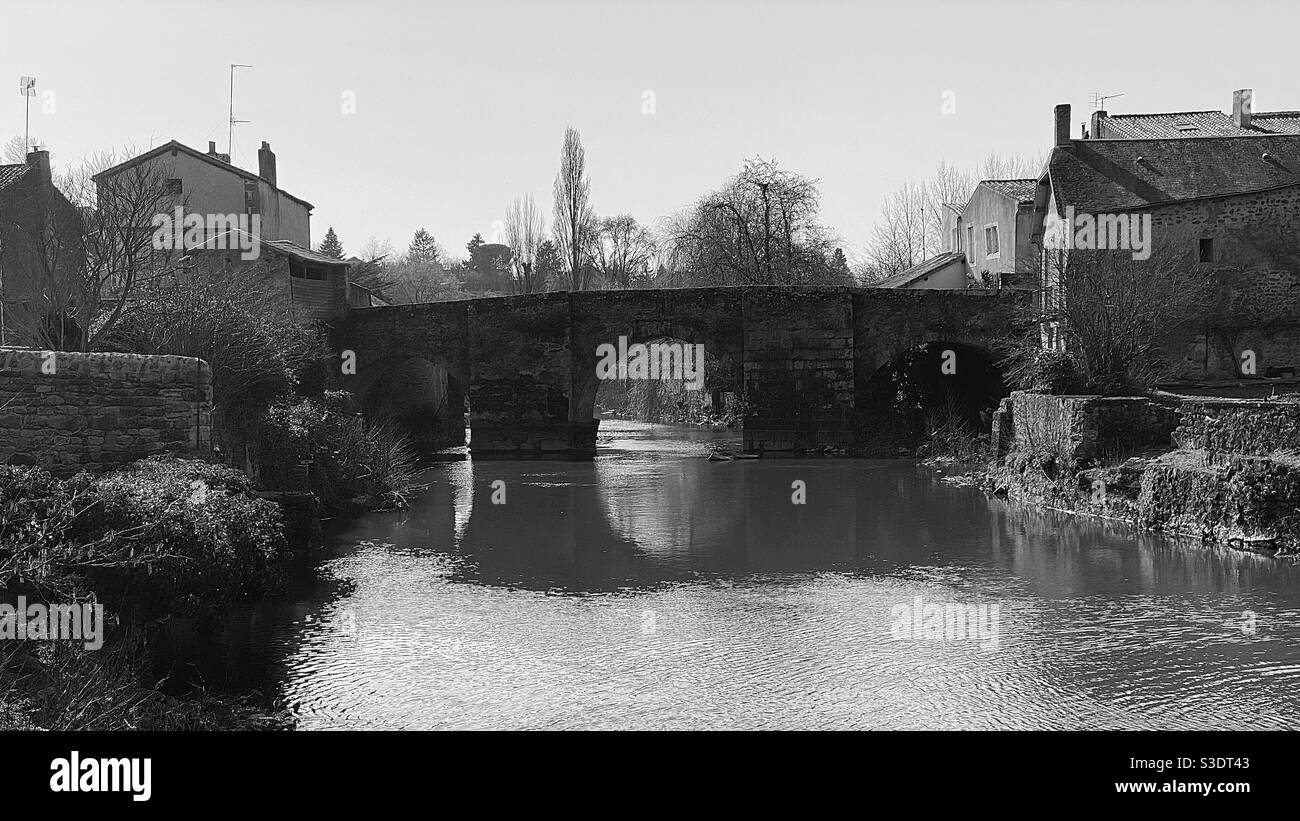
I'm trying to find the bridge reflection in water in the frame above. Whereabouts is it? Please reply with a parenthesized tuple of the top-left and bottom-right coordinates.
(185, 422, 1300, 730)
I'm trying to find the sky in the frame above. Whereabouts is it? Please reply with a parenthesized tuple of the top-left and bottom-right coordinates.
(5, 0, 1298, 264)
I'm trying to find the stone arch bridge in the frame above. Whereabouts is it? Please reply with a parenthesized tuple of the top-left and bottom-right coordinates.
(336, 286, 1028, 457)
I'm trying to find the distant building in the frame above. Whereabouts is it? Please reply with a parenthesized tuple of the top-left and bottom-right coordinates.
(879, 178, 1038, 290)
(0, 149, 83, 345)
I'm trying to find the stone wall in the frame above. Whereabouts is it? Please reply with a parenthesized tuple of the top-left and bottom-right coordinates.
(1138, 451, 1300, 549)
(0, 348, 212, 476)
(990, 389, 1300, 553)
(991, 391, 1179, 467)
(1170, 397, 1300, 456)
(1150, 186, 1300, 381)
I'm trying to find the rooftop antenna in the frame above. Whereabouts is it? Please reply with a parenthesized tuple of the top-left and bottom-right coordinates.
(1090, 91, 1124, 110)
(228, 64, 252, 162)
(19, 76, 35, 152)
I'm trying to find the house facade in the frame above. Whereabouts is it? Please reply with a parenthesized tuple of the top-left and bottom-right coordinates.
(92, 139, 312, 247)
(91, 140, 362, 321)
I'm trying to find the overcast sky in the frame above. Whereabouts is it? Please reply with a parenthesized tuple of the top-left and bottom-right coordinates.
(6, 0, 1297, 262)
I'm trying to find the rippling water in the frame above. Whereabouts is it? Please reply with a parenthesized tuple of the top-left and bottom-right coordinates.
(193, 420, 1300, 730)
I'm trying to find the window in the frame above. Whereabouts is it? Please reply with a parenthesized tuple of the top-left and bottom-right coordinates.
(984, 225, 1000, 257)
(165, 178, 182, 195)
(951, 227, 958, 251)
(967, 226, 974, 255)
(1198, 237, 1214, 263)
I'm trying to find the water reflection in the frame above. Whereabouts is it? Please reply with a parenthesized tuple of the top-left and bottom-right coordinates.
(198, 421, 1300, 729)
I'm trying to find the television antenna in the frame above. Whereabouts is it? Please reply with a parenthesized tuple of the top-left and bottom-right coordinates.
(1090, 91, 1124, 110)
(228, 64, 252, 161)
(19, 76, 35, 152)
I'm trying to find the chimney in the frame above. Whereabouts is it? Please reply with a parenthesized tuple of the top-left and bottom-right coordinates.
(1090, 110, 1107, 139)
(1054, 104, 1072, 147)
(206, 140, 230, 164)
(25, 149, 51, 185)
(1233, 88, 1253, 129)
(258, 141, 277, 186)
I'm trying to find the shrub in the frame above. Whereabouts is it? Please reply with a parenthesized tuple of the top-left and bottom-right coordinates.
(1004, 348, 1091, 395)
(0, 457, 294, 730)
(74, 457, 289, 620)
(98, 269, 330, 458)
(256, 391, 419, 513)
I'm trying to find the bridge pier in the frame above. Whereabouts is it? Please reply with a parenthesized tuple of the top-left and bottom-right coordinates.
(742, 288, 857, 454)
(467, 293, 595, 457)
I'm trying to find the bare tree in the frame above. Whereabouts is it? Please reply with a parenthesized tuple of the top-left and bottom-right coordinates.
(593, 214, 656, 289)
(552, 127, 596, 291)
(101, 263, 326, 457)
(1006, 229, 1216, 394)
(668, 157, 846, 286)
(868, 180, 930, 276)
(504, 194, 547, 293)
(978, 151, 1047, 181)
(867, 152, 1046, 276)
(3, 135, 46, 164)
(1, 148, 180, 350)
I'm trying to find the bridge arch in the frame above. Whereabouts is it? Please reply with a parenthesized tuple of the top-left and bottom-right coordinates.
(857, 340, 1008, 456)
(357, 354, 467, 455)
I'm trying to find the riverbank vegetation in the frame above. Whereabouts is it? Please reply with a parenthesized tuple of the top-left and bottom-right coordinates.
(0, 456, 294, 730)
(255, 391, 421, 514)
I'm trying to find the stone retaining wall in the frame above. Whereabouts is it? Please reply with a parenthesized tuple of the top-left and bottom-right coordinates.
(0, 348, 212, 476)
(1170, 397, 1300, 456)
(991, 391, 1179, 467)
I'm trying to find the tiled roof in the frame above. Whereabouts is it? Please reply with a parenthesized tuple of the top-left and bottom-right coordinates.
(876, 251, 965, 288)
(942, 201, 965, 215)
(1047, 134, 1300, 212)
(0, 163, 30, 191)
(265, 239, 350, 266)
(1096, 110, 1300, 139)
(979, 178, 1038, 203)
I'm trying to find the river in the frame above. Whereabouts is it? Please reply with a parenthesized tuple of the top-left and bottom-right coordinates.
(191, 420, 1300, 730)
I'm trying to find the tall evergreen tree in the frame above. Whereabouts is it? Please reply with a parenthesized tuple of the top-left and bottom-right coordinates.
(465, 232, 485, 262)
(319, 227, 345, 259)
(407, 228, 440, 265)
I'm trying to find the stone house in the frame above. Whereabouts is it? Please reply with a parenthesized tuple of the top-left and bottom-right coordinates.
(1029, 103, 1300, 381)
